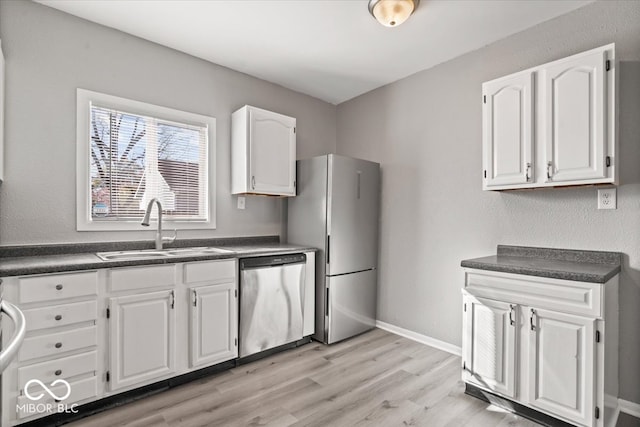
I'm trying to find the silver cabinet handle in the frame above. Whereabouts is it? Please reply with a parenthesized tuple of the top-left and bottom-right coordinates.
(0, 301, 26, 373)
(55, 284, 63, 291)
(509, 304, 515, 326)
(170, 290, 175, 310)
(251, 176, 256, 190)
(525, 163, 531, 181)
(193, 289, 197, 307)
(530, 308, 536, 331)
(546, 161, 553, 179)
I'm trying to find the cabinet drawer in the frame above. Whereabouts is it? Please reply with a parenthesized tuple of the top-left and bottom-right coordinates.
(23, 301, 97, 332)
(110, 264, 176, 292)
(17, 376, 98, 420)
(465, 270, 602, 317)
(184, 260, 236, 284)
(18, 351, 97, 391)
(19, 326, 97, 362)
(18, 272, 97, 304)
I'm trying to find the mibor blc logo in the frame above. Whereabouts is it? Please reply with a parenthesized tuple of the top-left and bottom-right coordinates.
(17, 378, 79, 416)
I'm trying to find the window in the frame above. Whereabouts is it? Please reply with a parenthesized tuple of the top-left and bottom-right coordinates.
(77, 89, 216, 230)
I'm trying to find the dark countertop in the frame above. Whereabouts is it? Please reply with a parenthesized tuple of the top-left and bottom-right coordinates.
(461, 245, 622, 284)
(0, 236, 317, 277)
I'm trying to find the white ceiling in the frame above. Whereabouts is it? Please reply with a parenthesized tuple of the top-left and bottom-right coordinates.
(36, 0, 594, 105)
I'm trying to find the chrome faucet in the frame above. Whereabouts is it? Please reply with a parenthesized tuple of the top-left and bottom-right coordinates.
(141, 198, 176, 250)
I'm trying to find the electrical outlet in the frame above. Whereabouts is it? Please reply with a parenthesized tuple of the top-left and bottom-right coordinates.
(237, 196, 246, 210)
(597, 188, 616, 210)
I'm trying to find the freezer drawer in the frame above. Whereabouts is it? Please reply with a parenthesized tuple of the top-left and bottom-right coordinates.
(327, 269, 377, 344)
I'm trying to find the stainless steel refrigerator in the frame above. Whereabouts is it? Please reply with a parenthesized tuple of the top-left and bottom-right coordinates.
(287, 154, 380, 344)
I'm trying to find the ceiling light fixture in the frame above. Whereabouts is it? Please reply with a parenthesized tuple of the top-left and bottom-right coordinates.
(368, 0, 420, 28)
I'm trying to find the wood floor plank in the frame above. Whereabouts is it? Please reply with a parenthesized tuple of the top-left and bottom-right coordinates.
(66, 329, 542, 427)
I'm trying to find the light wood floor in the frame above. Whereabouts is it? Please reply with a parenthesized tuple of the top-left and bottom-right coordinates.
(68, 329, 541, 427)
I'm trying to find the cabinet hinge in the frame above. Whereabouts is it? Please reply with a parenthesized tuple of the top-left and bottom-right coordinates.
(106, 371, 110, 382)
(234, 338, 238, 347)
(483, 170, 487, 179)
(293, 127, 296, 134)
(106, 307, 110, 319)
(463, 361, 466, 370)
(483, 95, 487, 104)
(606, 60, 610, 71)
(606, 156, 611, 167)
(596, 330, 601, 343)
(235, 289, 238, 298)
(463, 303, 467, 312)
(595, 406, 600, 419)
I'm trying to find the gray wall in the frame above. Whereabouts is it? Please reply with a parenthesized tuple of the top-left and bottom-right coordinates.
(336, 1, 640, 403)
(0, 0, 336, 245)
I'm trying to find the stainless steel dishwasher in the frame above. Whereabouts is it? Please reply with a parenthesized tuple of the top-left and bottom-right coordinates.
(239, 253, 306, 358)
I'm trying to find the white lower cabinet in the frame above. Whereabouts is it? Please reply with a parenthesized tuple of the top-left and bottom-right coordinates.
(189, 282, 237, 368)
(108, 290, 176, 392)
(1, 258, 241, 426)
(462, 269, 618, 427)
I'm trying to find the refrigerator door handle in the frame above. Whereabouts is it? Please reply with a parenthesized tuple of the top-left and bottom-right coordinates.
(326, 235, 330, 264)
(326, 287, 329, 316)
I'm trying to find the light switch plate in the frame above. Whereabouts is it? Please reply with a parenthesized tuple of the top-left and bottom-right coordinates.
(597, 188, 616, 210)
(237, 196, 246, 210)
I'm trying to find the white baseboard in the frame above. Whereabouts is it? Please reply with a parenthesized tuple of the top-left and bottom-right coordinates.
(376, 320, 462, 356)
(619, 398, 640, 419)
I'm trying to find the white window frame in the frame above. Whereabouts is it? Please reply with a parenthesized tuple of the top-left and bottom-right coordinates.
(76, 89, 216, 231)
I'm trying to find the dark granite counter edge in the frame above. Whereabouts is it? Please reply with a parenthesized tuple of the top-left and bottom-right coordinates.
(497, 245, 621, 265)
(461, 260, 621, 284)
(0, 235, 281, 258)
(0, 245, 317, 277)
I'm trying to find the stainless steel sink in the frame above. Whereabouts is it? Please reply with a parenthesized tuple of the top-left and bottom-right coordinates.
(96, 247, 235, 261)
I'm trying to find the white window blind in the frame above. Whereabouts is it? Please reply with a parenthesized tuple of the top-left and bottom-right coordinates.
(89, 104, 208, 222)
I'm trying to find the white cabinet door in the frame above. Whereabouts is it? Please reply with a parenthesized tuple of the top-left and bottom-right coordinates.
(462, 294, 517, 398)
(109, 290, 176, 391)
(528, 307, 595, 426)
(544, 50, 607, 183)
(189, 283, 237, 368)
(249, 107, 296, 195)
(483, 71, 534, 188)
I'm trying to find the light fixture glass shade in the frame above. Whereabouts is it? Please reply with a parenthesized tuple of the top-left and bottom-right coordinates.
(368, 0, 419, 27)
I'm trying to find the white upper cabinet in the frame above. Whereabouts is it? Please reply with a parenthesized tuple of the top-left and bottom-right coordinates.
(483, 71, 534, 189)
(231, 105, 296, 196)
(482, 44, 615, 191)
(544, 50, 607, 183)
